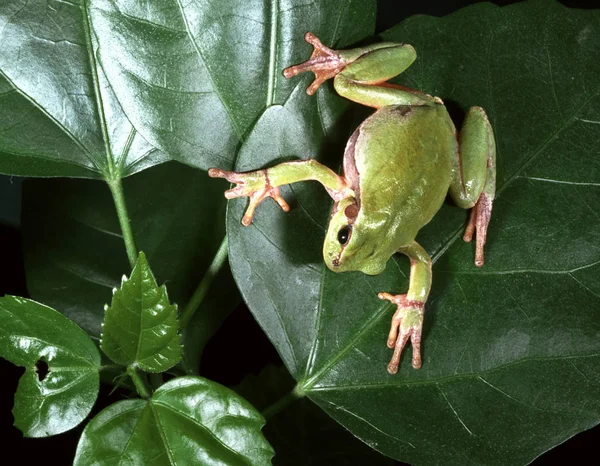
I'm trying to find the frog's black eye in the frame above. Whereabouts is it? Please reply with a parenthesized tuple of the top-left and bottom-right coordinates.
(337, 226, 351, 245)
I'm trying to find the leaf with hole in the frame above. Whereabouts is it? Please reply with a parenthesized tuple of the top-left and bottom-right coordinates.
(0, 296, 100, 437)
(0, 1, 168, 178)
(101, 252, 181, 372)
(227, 2, 600, 464)
(74, 376, 274, 465)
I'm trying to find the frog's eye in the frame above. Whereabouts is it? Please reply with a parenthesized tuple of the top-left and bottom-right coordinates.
(337, 226, 351, 245)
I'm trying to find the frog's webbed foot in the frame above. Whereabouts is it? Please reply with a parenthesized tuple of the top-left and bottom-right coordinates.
(208, 168, 290, 226)
(463, 193, 493, 267)
(283, 32, 347, 95)
(378, 292, 425, 373)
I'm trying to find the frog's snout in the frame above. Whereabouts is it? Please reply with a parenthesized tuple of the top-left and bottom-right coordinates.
(324, 251, 342, 272)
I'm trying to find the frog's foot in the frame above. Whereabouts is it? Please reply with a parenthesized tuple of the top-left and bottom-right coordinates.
(378, 292, 425, 373)
(283, 32, 347, 95)
(208, 168, 290, 226)
(463, 193, 493, 267)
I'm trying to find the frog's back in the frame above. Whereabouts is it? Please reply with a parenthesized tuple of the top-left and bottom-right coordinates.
(348, 104, 456, 247)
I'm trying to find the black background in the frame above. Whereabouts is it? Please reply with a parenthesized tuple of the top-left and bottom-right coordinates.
(1, 0, 598, 464)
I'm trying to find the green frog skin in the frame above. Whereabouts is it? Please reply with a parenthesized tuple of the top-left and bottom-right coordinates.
(209, 33, 496, 374)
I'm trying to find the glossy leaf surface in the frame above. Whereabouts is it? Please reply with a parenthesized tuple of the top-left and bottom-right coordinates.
(74, 376, 273, 465)
(0, 1, 168, 178)
(228, 2, 600, 464)
(101, 252, 181, 372)
(0, 296, 100, 437)
(87, 0, 376, 169)
(21, 162, 237, 373)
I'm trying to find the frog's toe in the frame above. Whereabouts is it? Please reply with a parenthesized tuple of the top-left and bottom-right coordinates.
(282, 32, 347, 95)
(464, 192, 493, 267)
(387, 329, 411, 374)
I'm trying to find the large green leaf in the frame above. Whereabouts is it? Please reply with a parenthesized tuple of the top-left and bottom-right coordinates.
(227, 1, 600, 464)
(74, 376, 274, 465)
(21, 162, 237, 373)
(0, 296, 100, 437)
(0, 1, 168, 178)
(87, 0, 376, 170)
(101, 252, 181, 372)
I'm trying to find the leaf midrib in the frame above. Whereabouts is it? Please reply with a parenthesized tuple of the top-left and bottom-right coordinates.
(308, 351, 599, 393)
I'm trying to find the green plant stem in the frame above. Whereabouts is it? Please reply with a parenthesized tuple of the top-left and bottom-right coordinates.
(127, 365, 151, 399)
(179, 236, 229, 330)
(107, 177, 138, 269)
(261, 385, 304, 421)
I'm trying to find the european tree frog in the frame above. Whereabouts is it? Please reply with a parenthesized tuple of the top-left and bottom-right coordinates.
(209, 33, 496, 374)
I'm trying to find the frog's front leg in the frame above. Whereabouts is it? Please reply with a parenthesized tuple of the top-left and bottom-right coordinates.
(449, 107, 497, 266)
(208, 160, 353, 226)
(378, 241, 431, 373)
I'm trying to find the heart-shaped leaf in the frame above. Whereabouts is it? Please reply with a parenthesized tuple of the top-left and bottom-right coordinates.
(87, 0, 376, 169)
(21, 162, 238, 373)
(101, 252, 181, 372)
(74, 376, 274, 465)
(228, 1, 600, 464)
(0, 296, 100, 437)
(0, 1, 168, 178)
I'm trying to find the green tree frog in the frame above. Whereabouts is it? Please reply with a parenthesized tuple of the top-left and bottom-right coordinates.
(209, 33, 496, 374)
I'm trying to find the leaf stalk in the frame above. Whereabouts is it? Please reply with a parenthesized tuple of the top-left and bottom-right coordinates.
(127, 365, 151, 399)
(261, 385, 305, 421)
(179, 236, 229, 330)
(107, 177, 138, 269)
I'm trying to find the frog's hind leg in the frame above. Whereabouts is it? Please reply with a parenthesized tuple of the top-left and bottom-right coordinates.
(283, 33, 439, 108)
(449, 107, 496, 267)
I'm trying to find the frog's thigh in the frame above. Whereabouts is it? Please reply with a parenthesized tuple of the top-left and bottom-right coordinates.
(340, 44, 416, 83)
(333, 45, 431, 108)
(449, 106, 496, 209)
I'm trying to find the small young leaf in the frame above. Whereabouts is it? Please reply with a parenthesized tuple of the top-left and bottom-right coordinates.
(0, 296, 100, 437)
(74, 376, 274, 465)
(22, 163, 239, 375)
(101, 252, 181, 372)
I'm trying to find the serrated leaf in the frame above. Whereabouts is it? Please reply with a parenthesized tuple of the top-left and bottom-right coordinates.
(74, 376, 274, 466)
(86, 0, 375, 169)
(0, 296, 100, 437)
(101, 252, 181, 372)
(227, 1, 600, 465)
(21, 162, 238, 373)
(0, 1, 168, 178)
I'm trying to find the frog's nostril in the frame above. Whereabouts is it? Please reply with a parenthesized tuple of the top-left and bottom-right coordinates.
(332, 258, 340, 267)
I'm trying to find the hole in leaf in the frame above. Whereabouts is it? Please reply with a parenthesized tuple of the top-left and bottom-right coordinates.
(35, 359, 49, 382)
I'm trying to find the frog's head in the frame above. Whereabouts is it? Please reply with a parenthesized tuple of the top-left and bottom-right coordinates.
(323, 197, 388, 276)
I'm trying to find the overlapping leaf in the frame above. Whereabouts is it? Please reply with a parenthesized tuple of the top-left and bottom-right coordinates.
(87, 0, 376, 169)
(74, 376, 274, 465)
(227, 1, 600, 464)
(0, 296, 100, 437)
(101, 252, 181, 372)
(0, 0, 168, 178)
